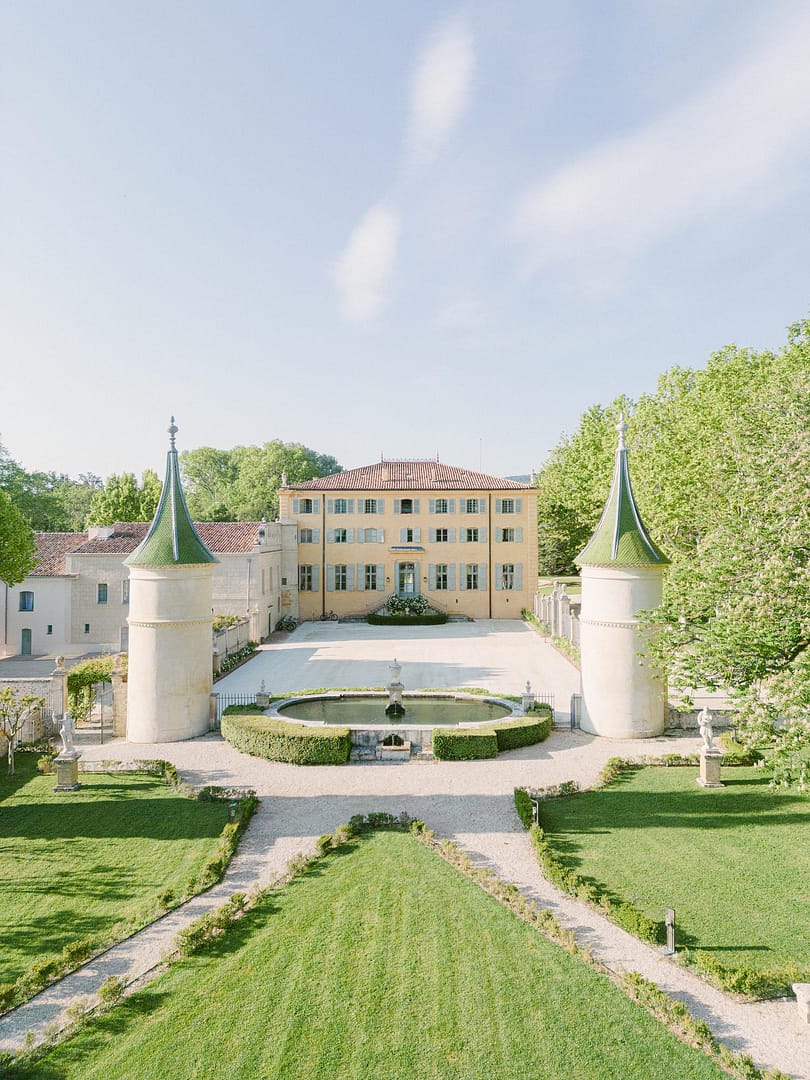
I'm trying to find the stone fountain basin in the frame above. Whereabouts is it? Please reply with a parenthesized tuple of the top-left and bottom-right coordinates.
(270, 691, 517, 756)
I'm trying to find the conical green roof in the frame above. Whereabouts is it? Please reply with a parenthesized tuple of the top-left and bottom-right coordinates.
(575, 420, 668, 568)
(126, 419, 218, 567)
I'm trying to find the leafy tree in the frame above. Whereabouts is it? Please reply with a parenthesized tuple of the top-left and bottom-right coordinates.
(87, 471, 163, 526)
(181, 441, 340, 521)
(536, 319, 810, 786)
(0, 489, 37, 586)
(0, 687, 45, 775)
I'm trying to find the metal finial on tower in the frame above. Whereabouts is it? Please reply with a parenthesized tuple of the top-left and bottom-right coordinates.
(616, 414, 627, 450)
(168, 416, 178, 450)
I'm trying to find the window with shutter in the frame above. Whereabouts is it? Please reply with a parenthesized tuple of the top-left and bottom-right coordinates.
(376, 563, 384, 590)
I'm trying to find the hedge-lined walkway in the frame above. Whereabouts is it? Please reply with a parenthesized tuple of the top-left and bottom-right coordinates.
(1, 726, 807, 1078)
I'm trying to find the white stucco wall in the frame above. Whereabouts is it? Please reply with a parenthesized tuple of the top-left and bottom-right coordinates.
(126, 564, 214, 742)
(578, 565, 666, 738)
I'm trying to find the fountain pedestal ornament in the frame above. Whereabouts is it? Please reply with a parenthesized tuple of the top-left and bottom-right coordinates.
(385, 658, 406, 717)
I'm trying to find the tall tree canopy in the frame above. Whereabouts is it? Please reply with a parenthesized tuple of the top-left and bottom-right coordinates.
(86, 470, 163, 526)
(0, 437, 103, 531)
(0, 489, 36, 586)
(180, 441, 341, 521)
(536, 319, 810, 786)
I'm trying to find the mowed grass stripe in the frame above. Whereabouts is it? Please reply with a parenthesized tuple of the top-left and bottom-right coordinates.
(537, 767, 810, 971)
(0, 756, 230, 985)
(20, 831, 731, 1080)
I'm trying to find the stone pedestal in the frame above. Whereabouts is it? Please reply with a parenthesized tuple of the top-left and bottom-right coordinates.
(792, 983, 810, 1024)
(54, 751, 81, 792)
(697, 748, 724, 788)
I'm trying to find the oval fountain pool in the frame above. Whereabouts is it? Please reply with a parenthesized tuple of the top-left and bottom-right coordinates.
(277, 694, 512, 727)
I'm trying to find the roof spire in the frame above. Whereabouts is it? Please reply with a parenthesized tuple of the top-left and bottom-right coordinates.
(575, 417, 668, 568)
(126, 418, 217, 567)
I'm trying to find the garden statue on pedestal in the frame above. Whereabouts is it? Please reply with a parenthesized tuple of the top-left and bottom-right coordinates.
(54, 711, 82, 792)
(696, 707, 723, 788)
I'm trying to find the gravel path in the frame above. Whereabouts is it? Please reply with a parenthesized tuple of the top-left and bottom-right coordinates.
(1, 624, 807, 1077)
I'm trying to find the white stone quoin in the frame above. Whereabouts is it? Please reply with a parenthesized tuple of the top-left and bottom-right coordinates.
(575, 418, 669, 739)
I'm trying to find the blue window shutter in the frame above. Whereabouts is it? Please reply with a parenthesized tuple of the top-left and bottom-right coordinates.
(400, 528, 407, 543)
(478, 563, 487, 590)
(313, 499, 320, 513)
(348, 499, 354, 513)
(449, 528, 456, 542)
(516, 527, 523, 543)
(516, 564, 523, 590)
(313, 529, 320, 543)
(358, 501, 365, 515)
(495, 528, 502, 542)
(357, 530, 364, 544)
(495, 498, 502, 513)
(347, 565, 355, 591)
(379, 529, 385, 543)
(292, 498, 299, 514)
(460, 501, 466, 514)
(327, 499, 334, 514)
(429, 565, 436, 589)
(429, 499, 435, 513)
(515, 498, 522, 513)
(376, 563, 385, 590)
(429, 528, 436, 543)
(459, 564, 467, 590)
(394, 499, 401, 514)
(459, 529, 466, 543)
(327, 529, 334, 543)
(327, 565, 335, 591)
(312, 566, 320, 591)
(495, 563, 503, 591)
(448, 564, 456, 590)
(413, 499, 420, 513)
(414, 528, 421, 542)
(357, 564, 365, 590)
(480, 498, 486, 513)
(448, 499, 455, 513)
(377, 499, 384, 513)
(480, 527, 487, 542)
(347, 529, 354, 543)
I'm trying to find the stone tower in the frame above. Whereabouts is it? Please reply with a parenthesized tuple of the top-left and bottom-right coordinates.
(125, 419, 218, 742)
(575, 419, 669, 738)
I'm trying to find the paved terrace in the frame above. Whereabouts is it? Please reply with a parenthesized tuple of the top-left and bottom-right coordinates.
(1, 622, 806, 1079)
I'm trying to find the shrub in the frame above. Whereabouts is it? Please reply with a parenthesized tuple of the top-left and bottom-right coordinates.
(490, 715, 552, 752)
(514, 787, 534, 827)
(222, 703, 264, 715)
(217, 643, 258, 677)
(367, 613, 447, 626)
(432, 729, 498, 760)
(97, 976, 125, 1006)
(222, 712, 351, 765)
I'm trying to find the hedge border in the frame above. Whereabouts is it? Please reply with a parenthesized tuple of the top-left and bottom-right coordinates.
(367, 614, 448, 626)
(432, 729, 497, 760)
(222, 712, 351, 765)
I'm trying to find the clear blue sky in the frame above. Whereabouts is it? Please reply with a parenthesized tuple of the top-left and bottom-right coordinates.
(2, 1, 809, 482)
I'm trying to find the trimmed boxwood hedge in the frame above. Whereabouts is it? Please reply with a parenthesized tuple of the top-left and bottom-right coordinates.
(222, 712, 351, 765)
(490, 713, 553, 751)
(367, 614, 448, 626)
(432, 729, 498, 760)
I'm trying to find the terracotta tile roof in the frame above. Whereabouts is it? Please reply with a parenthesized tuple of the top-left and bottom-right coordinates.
(32, 522, 265, 574)
(290, 461, 532, 492)
(30, 533, 87, 576)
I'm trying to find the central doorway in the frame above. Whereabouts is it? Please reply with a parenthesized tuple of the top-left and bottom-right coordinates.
(397, 562, 418, 596)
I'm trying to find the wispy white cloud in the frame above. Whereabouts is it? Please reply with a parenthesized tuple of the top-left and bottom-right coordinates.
(333, 204, 401, 323)
(512, 8, 810, 280)
(407, 14, 475, 165)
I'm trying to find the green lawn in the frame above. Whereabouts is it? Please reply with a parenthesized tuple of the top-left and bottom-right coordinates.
(19, 831, 730, 1080)
(536, 766, 810, 974)
(0, 754, 230, 986)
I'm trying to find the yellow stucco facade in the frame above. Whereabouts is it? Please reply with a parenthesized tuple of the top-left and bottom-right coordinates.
(279, 460, 537, 621)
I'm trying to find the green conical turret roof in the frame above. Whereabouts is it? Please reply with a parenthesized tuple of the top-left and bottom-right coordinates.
(575, 419, 668, 568)
(126, 418, 218, 567)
